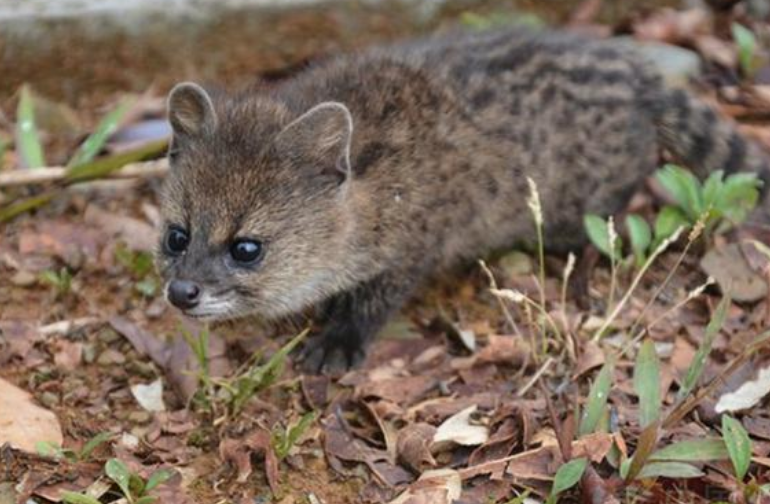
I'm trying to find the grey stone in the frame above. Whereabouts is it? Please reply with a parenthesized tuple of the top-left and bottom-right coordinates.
(614, 36, 703, 88)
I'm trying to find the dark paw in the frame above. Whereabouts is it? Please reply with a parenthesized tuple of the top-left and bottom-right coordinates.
(298, 332, 367, 375)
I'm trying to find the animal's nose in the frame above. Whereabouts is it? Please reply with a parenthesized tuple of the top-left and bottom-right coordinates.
(167, 279, 201, 310)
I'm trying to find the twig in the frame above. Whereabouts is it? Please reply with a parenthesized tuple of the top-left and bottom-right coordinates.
(0, 158, 169, 188)
(517, 356, 554, 397)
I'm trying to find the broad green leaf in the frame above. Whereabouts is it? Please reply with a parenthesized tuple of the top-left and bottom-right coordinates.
(15, 85, 46, 169)
(67, 97, 136, 168)
(654, 206, 689, 243)
(732, 23, 757, 77)
(145, 469, 174, 492)
(649, 438, 729, 462)
(61, 492, 103, 504)
(626, 214, 652, 267)
(547, 457, 587, 504)
(136, 497, 158, 504)
(722, 415, 751, 481)
(636, 461, 704, 479)
(634, 340, 661, 428)
(583, 214, 620, 260)
(579, 361, 614, 436)
(717, 172, 761, 224)
(677, 295, 730, 401)
(620, 458, 631, 480)
(105, 458, 132, 498)
(655, 165, 702, 219)
(36, 440, 62, 458)
(702, 170, 725, 210)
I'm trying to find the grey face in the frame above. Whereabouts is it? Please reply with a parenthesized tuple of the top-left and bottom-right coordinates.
(156, 82, 356, 322)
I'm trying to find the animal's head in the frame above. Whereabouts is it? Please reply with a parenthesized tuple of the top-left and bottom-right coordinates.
(156, 82, 356, 321)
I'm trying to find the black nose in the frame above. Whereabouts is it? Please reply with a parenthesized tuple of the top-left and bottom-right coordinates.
(167, 280, 201, 310)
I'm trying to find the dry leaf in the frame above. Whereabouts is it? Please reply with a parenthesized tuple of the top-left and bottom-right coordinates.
(0, 377, 63, 453)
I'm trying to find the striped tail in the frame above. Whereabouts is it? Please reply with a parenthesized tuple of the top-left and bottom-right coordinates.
(656, 88, 770, 191)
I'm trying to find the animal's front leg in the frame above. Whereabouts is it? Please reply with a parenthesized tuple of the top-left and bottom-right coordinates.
(299, 269, 416, 374)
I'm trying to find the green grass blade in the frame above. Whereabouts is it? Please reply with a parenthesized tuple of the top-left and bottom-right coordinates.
(649, 438, 729, 462)
(67, 97, 136, 168)
(0, 192, 55, 223)
(677, 294, 730, 401)
(579, 360, 614, 436)
(15, 85, 46, 169)
(722, 415, 752, 481)
(636, 461, 704, 479)
(634, 339, 661, 429)
(65, 139, 167, 183)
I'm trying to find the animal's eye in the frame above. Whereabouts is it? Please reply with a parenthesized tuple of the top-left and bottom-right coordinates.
(230, 239, 263, 264)
(164, 226, 190, 255)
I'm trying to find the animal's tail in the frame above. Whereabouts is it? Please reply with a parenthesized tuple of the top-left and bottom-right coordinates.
(656, 88, 770, 189)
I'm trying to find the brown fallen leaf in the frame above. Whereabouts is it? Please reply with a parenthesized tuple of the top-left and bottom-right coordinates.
(323, 410, 411, 487)
(459, 432, 613, 482)
(701, 243, 768, 303)
(219, 430, 280, 493)
(387, 468, 462, 504)
(356, 375, 436, 406)
(396, 423, 437, 473)
(0, 377, 63, 453)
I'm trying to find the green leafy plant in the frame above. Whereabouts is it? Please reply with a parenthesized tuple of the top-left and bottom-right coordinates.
(39, 267, 73, 297)
(115, 243, 158, 297)
(546, 457, 587, 504)
(0, 87, 161, 223)
(184, 328, 309, 416)
(36, 432, 113, 463)
(226, 330, 308, 415)
(62, 458, 173, 504)
(584, 165, 761, 268)
(655, 164, 760, 235)
(272, 411, 316, 460)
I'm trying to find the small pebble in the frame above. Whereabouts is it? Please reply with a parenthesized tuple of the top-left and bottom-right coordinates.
(82, 343, 97, 364)
(39, 391, 59, 409)
(98, 328, 121, 344)
(10, 271, 37, 287)
(97, 348, 126, 366)
(128, 410, 152, 424)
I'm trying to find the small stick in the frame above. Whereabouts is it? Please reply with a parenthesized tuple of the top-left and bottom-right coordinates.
(0, 158, 169, 188)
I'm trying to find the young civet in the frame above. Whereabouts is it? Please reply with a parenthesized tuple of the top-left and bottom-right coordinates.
(157, 27, 770, 373)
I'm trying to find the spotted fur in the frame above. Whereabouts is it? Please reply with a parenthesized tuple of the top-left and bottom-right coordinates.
(157, 27, 770, 373)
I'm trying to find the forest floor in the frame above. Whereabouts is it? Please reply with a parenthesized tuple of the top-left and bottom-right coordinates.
(4, 1, 770, 503)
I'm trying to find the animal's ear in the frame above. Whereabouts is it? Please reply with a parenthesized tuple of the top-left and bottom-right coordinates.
(167, 82, 217, 144)
(276, 101, 353, 182)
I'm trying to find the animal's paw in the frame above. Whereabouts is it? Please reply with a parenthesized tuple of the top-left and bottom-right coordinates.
(298, 326, 368, 375)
